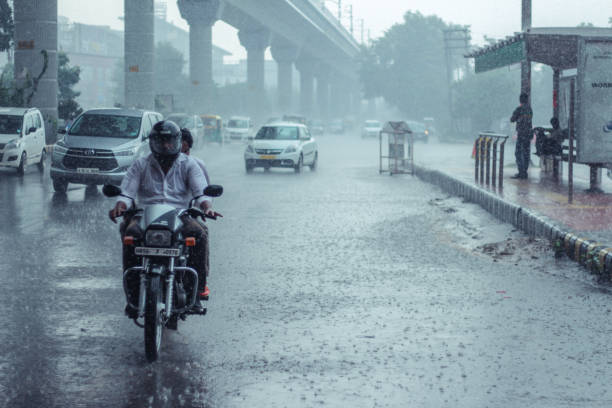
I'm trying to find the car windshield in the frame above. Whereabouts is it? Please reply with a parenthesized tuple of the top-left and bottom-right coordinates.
(365, 121, 381, 128)
(202, 117, 217, 126)
(255, 126, 299, 141)
(167, 115, 194, 128)
(407, 121, 426, 132)
(0, 115, 23, 134)
(228, 119, 248, 128)
(68, 114, 142, 138)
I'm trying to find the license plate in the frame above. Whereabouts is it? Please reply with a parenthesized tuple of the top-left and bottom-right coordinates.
(135, 247, 180, 257)
(76, 168, 99, 174)
(260, 155, 276, 160)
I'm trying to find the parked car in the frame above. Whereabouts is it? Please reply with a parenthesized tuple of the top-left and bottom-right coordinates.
(244, 122, 318, 173)
(166, 113, 204, 148)
(361, 120, 382, 138)
(225, 116, 252, 142)
(0, 107, 47, 175)
(200, 114, 223, 144)
(50, 108, 162, 193)
(406, 120, 429, 143)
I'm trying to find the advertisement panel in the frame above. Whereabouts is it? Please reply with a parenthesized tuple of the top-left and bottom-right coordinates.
(577, 40, 612, 163)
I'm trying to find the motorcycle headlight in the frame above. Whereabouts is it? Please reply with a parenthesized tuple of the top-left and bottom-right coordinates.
(145, 229, 172, 247)
(5, 138, 21, 150)
(246, 144, 254, 153)
(284, 145, 297, 153)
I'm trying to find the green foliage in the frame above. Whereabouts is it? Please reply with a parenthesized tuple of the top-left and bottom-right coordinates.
(0, 50, 49, 107)
(577, 22, 594, 27)
(57, 51, 82, 120)
(0, 0, 13, 52)
(359, 11, 450, 125)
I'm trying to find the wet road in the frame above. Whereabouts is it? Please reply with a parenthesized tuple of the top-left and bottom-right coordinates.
(1, 133, 612, 407)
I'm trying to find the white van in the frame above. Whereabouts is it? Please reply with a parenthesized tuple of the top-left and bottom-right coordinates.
(0, 107, 46, 175)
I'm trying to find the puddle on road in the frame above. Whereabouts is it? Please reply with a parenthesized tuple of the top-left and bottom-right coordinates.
(55, 277, 118, 290)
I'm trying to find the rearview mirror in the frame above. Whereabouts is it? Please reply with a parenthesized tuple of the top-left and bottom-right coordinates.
(102, 184, 122, 197)
(203, 185, 223, 197)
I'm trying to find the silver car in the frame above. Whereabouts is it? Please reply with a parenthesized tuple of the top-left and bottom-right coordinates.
(50, 108, 162, 193)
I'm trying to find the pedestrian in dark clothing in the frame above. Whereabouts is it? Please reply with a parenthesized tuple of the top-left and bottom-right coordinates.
(510, 93, 533, 179)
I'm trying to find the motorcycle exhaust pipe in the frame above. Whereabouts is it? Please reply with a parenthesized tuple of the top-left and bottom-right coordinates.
(165, 258, 175, 316)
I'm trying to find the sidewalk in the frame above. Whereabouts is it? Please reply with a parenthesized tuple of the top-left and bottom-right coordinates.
(413, 141, 612, 274)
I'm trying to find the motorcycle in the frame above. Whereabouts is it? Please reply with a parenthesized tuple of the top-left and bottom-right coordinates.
(103, 184, 223, 362)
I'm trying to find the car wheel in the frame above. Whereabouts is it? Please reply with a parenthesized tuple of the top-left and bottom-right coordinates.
(245, 161, 253, 174)
(309, 152, 318, 171)
(294, 155, 303, 173)
(52, 178, 68, 193)
(16, 152, 26, 176)
(37, 149, 46, 172)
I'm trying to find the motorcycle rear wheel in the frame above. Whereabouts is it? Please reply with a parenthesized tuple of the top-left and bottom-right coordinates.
(144, 275, 163, 362)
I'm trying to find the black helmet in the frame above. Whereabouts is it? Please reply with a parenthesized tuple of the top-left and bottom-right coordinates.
(149, 120, 181, 165)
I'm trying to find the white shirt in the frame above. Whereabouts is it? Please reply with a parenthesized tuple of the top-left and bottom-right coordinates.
(118, 153, 210, 209)
(191, 155, 211, 185)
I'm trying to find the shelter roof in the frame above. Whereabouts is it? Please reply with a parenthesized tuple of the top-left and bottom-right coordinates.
(466, 27, 612, 72)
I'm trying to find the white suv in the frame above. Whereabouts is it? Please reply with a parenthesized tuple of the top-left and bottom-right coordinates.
(0, 107, 46, 175)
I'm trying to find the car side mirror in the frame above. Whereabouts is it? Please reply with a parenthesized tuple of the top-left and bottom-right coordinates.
(57, 128, 66, 135)
(247, 136, 254, 141)
(204, 185, 223, 197)
(300, 136, 310, 141)
(28, 126, 36, 134)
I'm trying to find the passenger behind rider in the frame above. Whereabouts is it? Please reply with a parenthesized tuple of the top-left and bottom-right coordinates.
(108, 120, 220, 318)
(180, 128, 210, 185)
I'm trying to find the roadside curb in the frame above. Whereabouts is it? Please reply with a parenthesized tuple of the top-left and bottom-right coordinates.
(413, 165, 612, 278)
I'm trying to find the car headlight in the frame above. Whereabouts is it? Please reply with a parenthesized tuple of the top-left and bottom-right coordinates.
(5, 139, 21, 150)
(246, 144, 254, 153)
(145, 229, 172, 247)
(53, 141, 68, 154)
(115, 147, 137, 156)
(284, 145, 297, 153)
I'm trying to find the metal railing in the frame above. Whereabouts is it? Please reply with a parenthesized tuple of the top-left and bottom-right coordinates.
(474, 132, 508, 189)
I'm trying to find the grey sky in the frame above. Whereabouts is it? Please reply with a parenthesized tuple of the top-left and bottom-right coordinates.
(58, 0, 611, 60)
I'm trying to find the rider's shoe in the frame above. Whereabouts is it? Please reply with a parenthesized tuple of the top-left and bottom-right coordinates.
(199, 286, 210, 301)
(125, 304, 138, 319)
(191, 298, 207, 315)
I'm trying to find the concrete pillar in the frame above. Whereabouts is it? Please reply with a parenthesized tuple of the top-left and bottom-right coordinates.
(14, 0, 58, 143)
(270, 37, 300, 114)
(238, 25, 270, 122)
(124, 0, 155, 110)
(178, 0, 222, 113)
(315, 67, 330, 123)
(295, 55, 316, 117)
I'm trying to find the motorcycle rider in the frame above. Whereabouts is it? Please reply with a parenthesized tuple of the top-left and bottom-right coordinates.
(180, 127, 210, 185)
(109, 120, 219, 317)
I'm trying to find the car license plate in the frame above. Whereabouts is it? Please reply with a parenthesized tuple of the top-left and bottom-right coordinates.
(135, 247, 180, 257)
(260, 155, 276, 160)
(76, 168, 99, 174)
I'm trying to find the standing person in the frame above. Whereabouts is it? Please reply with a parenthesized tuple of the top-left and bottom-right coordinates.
(510, 93, 533, 179)
(180, 128, 210, 185)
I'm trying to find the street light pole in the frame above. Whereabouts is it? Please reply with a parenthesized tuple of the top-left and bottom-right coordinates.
(521, 0, 532, 99)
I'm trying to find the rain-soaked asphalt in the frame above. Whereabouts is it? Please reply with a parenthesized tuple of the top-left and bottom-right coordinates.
(1, 132, 612, 407)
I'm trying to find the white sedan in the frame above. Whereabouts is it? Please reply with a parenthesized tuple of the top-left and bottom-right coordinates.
(244, 122, 318, 173)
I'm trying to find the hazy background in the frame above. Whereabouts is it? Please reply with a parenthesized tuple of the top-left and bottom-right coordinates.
(58, 0, 612, 61)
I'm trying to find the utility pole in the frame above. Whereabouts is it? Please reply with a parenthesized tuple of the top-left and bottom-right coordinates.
(521, 0, 532, 99)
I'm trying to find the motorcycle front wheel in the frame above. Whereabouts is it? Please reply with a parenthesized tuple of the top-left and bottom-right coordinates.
(144, 275, 163, 362)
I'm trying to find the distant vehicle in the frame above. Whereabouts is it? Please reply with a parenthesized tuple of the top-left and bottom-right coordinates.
(329, 119, 344, 134)
(308, 119, 324, 136)
(225, 116, 252, 142)
(361, 120, 382, 138)
(265, 117, 281, 124)
(50, 108, 163, 193)
(282, 114, 307, 125)
(0, 107, 46, 176)
(200, 114, 223, 144)
(166, 113, 204, 148)
(423, 117, 436, 137)
(406, 120, 429, 143)
(244, 122, 318, 173)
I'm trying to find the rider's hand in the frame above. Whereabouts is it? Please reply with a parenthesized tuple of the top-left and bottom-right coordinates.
(109, 201, 127, 223)
(200, 201, 222, 219)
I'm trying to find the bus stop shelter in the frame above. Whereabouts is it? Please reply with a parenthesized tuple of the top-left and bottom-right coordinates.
(466, 27, 612, 196)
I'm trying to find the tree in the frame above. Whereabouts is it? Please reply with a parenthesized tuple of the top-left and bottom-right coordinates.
(57, 51, 82, 120)
(0, 0, 13, 52)
(359, 11, 452, 128)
